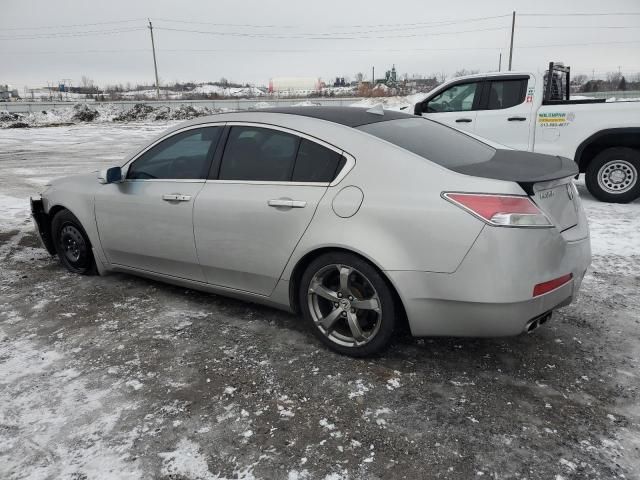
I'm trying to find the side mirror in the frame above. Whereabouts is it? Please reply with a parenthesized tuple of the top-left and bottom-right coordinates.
(413, 102, 424, 116)
(98, 166, 123, 184)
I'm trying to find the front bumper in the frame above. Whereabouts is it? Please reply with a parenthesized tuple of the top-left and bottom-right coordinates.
(30, 197, 56, 255)
(387, 227, 591, 337)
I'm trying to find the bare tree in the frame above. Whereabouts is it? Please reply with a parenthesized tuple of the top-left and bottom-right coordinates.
(354, 72, 364, 83)
(80, 76, 94, 89)
(606, 71, 623, 85)
(571, 74, 588, 86)
(454, 69, 480, 78)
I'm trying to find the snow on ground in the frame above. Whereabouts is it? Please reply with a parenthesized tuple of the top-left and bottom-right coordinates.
(0, 124, 639, 479)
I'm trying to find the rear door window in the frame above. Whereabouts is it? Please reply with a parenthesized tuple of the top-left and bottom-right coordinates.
(219, 126, 299, 181)
(485, 79, 527, 110)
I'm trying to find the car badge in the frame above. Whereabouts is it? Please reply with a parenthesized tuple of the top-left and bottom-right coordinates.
(567, 183, 574, 200)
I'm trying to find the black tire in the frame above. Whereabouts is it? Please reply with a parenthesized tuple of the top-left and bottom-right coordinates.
(51, 209, 96, 275)
(585, 147, 640, 203)
(299, 252, 396, 357)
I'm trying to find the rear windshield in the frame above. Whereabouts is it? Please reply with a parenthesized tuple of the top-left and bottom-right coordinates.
(357, 117, 496, 168)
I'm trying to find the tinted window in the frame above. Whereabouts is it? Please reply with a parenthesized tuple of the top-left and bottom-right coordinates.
(426, 82, 479, 113)
(486, 79, 527, 110)
(219, 126, 299, 181)
(128, 127, 221, 180)
(357, 118, 495, 168)
(292, 139, 345, 182)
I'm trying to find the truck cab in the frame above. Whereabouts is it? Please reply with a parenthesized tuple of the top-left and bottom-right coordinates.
(414, 63, 640, 204)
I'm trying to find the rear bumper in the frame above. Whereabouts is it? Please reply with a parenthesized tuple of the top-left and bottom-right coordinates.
(387, 227, 591, 337)
(30, 197, 56, 255)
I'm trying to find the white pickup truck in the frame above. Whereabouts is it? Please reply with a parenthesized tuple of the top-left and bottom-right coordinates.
(413, 63, 640, 203)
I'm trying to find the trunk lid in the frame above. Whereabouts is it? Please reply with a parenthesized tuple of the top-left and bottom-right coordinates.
(450, 149, 580, 231)
(531, 178, 579, 231)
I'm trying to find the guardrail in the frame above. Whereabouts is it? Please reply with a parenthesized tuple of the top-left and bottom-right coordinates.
(0, 97, 367, 113)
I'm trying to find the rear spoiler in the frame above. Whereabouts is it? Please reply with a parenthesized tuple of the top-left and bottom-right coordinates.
(450, 150, 578, 195)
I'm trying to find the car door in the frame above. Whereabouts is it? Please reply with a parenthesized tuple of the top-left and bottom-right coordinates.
(95, 126, 223, 281)
(419, 80, 482, 133)
(194, 123, 348, 296)
(473, 76, 534, 150)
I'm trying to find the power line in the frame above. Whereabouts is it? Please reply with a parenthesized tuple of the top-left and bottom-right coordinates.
(519, 25, 640, 29)
(152, 14, 512, 31)
(519, 12, 640, 16)
(8, 39, 639, 56)
(517, 40, 640, 48)
(154, 25, 507, 40)
(0, 27, 146, 40)
(0, 18, 145, 31)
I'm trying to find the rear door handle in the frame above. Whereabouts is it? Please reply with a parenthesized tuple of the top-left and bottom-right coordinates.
(508, 116, 527, 121)
(162, 194, 192, 202)
(455, 118, 473, 123)
(268, 199, 307, 208)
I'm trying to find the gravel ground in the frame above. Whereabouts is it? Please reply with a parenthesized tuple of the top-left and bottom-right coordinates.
(1, 123, 639, 479)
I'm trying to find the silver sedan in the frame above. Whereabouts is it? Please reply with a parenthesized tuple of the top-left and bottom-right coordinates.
(31, 107, 591, 356)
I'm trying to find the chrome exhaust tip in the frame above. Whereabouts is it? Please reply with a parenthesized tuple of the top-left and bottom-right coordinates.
(525, 319, 539, 334)
(525, 312, 552, 334)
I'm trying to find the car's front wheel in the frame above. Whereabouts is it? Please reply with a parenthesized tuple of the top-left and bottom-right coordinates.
(52, 209, 96, 275)
(585, 147, 640, 203)
(299, 252, 396, 357)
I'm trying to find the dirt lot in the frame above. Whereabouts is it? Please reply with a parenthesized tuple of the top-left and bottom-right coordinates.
(1, 123, 639, 479)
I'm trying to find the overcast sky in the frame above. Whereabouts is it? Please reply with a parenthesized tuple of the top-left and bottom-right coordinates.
(2, 0, 640, 89)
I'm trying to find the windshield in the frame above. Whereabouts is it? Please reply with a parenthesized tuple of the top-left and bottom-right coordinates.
(357, 118, 496, 168)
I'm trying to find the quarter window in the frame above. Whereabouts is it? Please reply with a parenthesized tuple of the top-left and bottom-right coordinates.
(292, 139, 345, 183)
(486, 79, 527, 109)
(426, 82, 479, 113)
(127, 127, 221, 180)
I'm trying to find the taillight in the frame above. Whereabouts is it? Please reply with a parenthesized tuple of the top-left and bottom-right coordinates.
(533, 274, 573, 297)
(442, 193, 552, 228)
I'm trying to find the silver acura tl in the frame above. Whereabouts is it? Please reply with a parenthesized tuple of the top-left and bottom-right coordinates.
(31, 107, 591, 356)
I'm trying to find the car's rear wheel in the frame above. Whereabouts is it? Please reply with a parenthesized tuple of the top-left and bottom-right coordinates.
(52, 209, 96, 275)
(585, 147, 640, 203)
(299, 252, 396, 357)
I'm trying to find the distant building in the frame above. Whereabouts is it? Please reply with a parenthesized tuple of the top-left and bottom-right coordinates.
(406, 77, 440, 92)
(268, 77, 321, 96)
(0, 84, 19, 101)
(384, 65, 398, 86)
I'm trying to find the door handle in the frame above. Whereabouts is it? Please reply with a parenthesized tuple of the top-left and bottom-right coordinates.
(268, 199, 307, 208)
(162, 194, 192, 202)
(508, 116, 527, 121)
(455, 118, 473, 123)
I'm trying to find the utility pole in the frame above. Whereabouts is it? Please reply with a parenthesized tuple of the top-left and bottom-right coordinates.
(372, 66, 375, 87)
(508, 11, 515, 71)
(498, 52, 502, 72)
(148, 19, 160, 99)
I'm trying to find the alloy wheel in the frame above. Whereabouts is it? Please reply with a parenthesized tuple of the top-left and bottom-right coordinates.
(307, 264, 382, 347)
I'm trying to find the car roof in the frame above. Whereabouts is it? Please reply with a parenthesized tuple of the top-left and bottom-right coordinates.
(232, 106, 414, 127)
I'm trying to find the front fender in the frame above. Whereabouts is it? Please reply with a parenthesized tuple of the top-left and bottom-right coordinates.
(30, 197, 56, 255)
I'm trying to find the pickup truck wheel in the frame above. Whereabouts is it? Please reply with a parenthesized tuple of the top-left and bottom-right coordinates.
(585, 147, 640, 203)
(52, 209, 97, 275)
